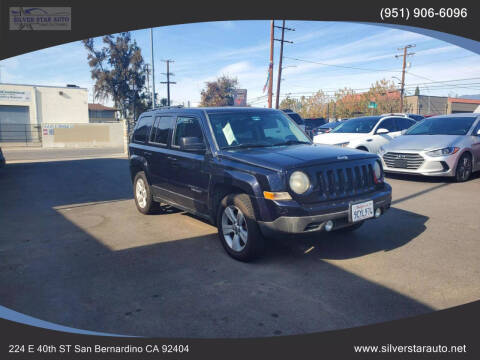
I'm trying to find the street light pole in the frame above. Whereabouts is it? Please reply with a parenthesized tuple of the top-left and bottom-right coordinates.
(150, 28, 156, 109)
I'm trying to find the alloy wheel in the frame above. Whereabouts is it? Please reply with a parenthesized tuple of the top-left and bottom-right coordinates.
(136, 178, 147, 208)
(457, 156, 472, 181)
(221, 205, 248, 252)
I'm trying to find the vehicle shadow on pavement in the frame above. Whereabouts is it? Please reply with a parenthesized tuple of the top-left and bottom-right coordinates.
(386, 173, 452, 183)
(265, 207, 428, 261)
(0, 158, 433, 338)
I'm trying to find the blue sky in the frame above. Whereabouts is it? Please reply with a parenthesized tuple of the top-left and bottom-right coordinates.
(1, 20, 479, 107)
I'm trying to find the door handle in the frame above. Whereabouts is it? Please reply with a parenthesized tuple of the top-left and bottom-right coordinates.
(167, 156, 178, 161)
(144, 151, 152, 156)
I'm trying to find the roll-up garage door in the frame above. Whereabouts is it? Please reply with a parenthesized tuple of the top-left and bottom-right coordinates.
(0, 105, 39, 143)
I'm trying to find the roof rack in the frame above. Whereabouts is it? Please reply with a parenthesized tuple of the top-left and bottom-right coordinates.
(152, 105, 185, 110)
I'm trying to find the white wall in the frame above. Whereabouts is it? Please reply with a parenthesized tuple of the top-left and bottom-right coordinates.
(36, 86, 89, 124)
(0, 84, 89, 124)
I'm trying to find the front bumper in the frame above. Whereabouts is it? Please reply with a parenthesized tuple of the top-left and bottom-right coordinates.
(381, 151, 460, 177)
(257, 186, 391, 237)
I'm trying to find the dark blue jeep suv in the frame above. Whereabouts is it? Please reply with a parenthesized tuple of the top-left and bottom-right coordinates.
(129, 107, 392, 261)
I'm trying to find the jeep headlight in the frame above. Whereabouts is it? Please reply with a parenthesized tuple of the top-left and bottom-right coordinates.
(426, 147, 459, 157)
(289, 171, 310, 194)
(373, 161, 383, 182)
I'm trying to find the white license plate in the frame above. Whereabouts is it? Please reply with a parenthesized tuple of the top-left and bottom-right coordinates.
(350, 200, 374, 222)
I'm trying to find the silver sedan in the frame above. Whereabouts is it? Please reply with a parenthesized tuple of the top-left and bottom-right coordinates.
(379, 113, 480, 182)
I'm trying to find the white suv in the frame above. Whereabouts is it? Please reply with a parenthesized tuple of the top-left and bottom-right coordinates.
(313, 114, 417, 153)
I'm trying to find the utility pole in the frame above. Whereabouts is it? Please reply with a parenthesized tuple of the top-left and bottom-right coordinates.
(150, 28, 156, 109)
(160, 60, 176, 106)
(274, 20, 294, 109)
(145, 64, 151, 95)
(395, 44, 415, 112)
(267, 20, 275, 108)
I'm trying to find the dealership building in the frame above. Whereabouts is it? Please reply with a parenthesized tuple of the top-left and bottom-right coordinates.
(404, 95, 480, 116)
(0, 83, 126, 149)
(0, 83, 89, 125)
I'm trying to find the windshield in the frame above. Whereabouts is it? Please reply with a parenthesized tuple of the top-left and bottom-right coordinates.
(405, 117, 476, 135)
(208, 111, 311, 150)
(330, 117, 380, 134)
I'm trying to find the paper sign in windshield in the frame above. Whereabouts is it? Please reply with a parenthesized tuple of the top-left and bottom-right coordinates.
(222, 122, 237, 145)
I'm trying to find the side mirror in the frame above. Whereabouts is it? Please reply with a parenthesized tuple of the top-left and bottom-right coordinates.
(477, 129, 480, 136)
(179, 137, 206, 152)
(376, 128, 389, 135)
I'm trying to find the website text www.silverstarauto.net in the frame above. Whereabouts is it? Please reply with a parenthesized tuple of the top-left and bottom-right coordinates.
(354, 344, 468, 354)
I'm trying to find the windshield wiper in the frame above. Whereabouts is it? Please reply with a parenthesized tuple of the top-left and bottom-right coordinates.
(272, 140, 310, 146)
(222, 143, 271, 150)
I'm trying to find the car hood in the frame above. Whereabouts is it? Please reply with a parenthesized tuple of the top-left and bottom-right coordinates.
(385, 135, 460, 151)
(220, 144, 376, 171)
(313, 132, 367, 144)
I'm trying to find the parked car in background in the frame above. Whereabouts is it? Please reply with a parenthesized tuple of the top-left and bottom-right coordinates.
(380, 113, 480, 182)
(381, 113, 424, 122)
(304, 117, 327, 138)
(129, 107, 392, 261)
(282, 109, 306, 132)
(313, 115, 416, 153)
(0, 147, 5, 168)
(313, 121, 344, 135)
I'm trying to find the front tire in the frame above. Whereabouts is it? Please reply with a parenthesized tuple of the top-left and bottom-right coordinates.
(455, 153, 472, 182)
(133, 172, 158, 214)
(217, 193, 265, 261)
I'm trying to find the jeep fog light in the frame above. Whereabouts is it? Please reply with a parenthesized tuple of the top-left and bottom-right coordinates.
(325, 220, 334, 232)
(289, 171, 310, 194)
(375, 208, 382, 218)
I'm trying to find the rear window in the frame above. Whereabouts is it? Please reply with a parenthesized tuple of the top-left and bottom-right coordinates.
(286, 112, 304, 125)
(133, 116, 153, 143)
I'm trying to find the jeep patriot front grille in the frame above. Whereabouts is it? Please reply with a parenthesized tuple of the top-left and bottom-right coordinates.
(316, 164, 375, 200)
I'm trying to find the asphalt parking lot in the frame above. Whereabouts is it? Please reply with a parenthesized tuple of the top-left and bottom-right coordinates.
(0, 154, 479, 337)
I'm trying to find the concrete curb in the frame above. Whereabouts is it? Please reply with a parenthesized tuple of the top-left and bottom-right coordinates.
(6, 153, 127, 164)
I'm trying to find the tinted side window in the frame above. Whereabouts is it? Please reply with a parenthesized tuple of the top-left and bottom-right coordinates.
(133, 116, 153, 143)
(396, 117, 416, 131)
(378, 118, 397, 132)
(173, 117, 204, 146)
(150, 116, 174, 144)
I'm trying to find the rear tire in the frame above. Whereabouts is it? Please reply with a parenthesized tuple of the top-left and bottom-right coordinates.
(217, 193, 265, 262)
(133, 172, 158, 214)
(455, 153, 472, 182)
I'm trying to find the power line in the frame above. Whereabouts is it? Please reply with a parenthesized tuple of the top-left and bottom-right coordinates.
(285, 56, 402, 73)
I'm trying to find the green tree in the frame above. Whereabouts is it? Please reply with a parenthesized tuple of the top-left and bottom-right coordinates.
(366, 79, 400, 114)
(414, 86, 420, 96)
(200, 75, 239, 106)
(334, 87, 367, 118)
(300, 91, 329, 118)
(279, 96, 303, 114)
(83, 32, 147, 119)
